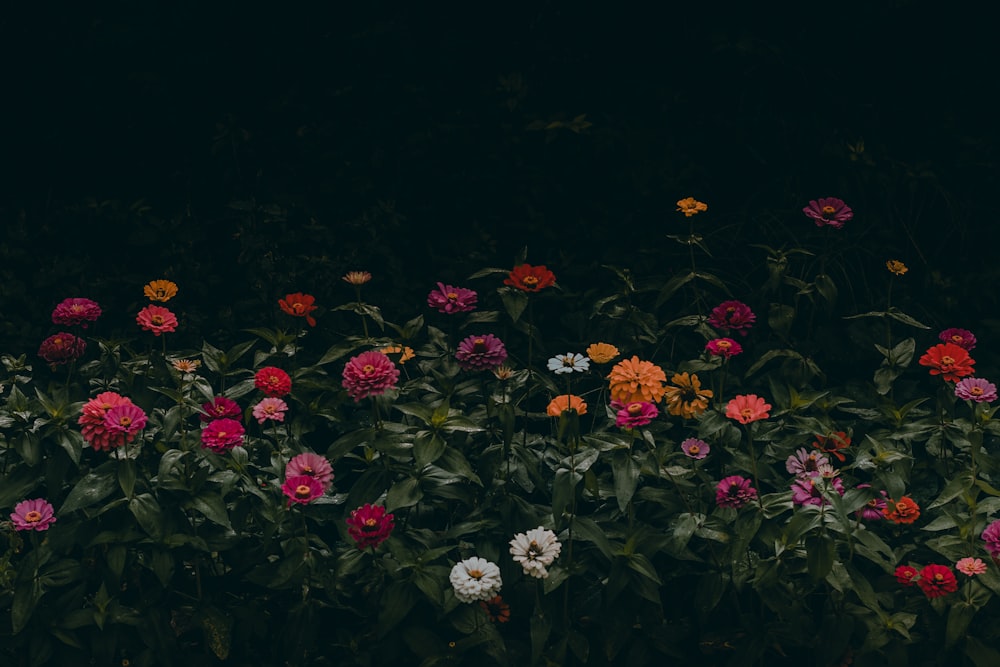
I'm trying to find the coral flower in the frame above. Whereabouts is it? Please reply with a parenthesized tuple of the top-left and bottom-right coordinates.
(918, 342, 975, 382)
(201, 396, 242, 422)
(380, 345, 416, 364)
(725, 394, 771, 424)
(916, 564, 958, 599)
(982, 520, 1000, 558)
(285, 452, 334, 490)
(612, 400, 658, 428)
(143, 279, 178, 302)
(51, 297, 102, 328)
(79, 392, 137, 451)
(427, 282, 478, 314)
(705, 337, 743, 359)
(585, 342, 619, 364)
(607, 356, 667, 404)
(883, 496, 920, 524)
(455, 334, 508, 371)
(939, 328, 976, 351)
(346, 504, 395, 549)
(480, 596, 511, 623)
(707, 300, 756, 337)
(342, 351, 400, 400)
(956, 557, 988, 576)
(282, 475, 325, 505)
(279, 292, 318, 327)
(136, 305, 178, 336)
(10, 498, 57, 532)
(886, 260, 908, 276)
(253, 397, 288, 424)
(103, 403, 148, 437)
(662, 372, 713, 419)
(200, 418, 245, 453)
(342, 271, 372, 285)
(802, 197, 854, 229)
(955, 378, 998, 403)
(894, 565, 918, 586)
(504, 264, 556, 292)
(715, 475, 758, 509)
(546, 394, 587, 417)
(38, 332, 87, 365)
(681, 438, 710, 460)
(255, 367, 293, 397)
(676, 197, 708, 217)
(813, 431, 851, 462)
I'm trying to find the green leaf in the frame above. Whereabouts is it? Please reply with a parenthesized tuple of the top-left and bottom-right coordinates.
(185, 493, 232, 530)
(11, 578, 44, 633)
(118, 459, 137, 499)
(611, 450, 640, 513)
(805, 534, 835, 580)
(570, 516, 614, 561)
(386, 477, 423, 512)
(129, 493, 166, 541)
(61, 467, 119, 514)
(393, 402, 435, 424)
(814, 273, 838, 305)
(946, 602, 977, 649)
(413, 432, 446, 467)
(499, 288, 529, 323)
(967, 636, 1000, 667)
(435, 446, 482, 486)
(0, 464, 43, 508)
(886, 308, 930, 329)
(316, 341, 359, 365)
(929, 471, 974, 509)
(530, 602, 553, 666)
(654, 271, 696, 307)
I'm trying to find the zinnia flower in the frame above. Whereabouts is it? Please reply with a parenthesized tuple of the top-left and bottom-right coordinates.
(955, 378, 997, 403)
(982, 520, 1000, 558)
(504, 264, 556, 292)
(455, 334, 508, 371)
(171, 358, 201, 374)
(918, 342, 975, 382)
(51, 297, 102, 328)
(201, 396, 242, 422)
(479, 596, 511, 623)
(509, 526, 562, 579)
(450, 557, 503, 603)
(662, 372, 713, 419)
(939, 328, 976, 351)
(136, 305, 178, 336)
(427, 282, 478, 314)
(281, 475, 325, 505)
(279, 292, 318, 327)
(607, 356, 667, 404)
(705, 337, 743, 359)
(585, 342, 619, 364)
(886, 260, 908, 276)
(707, 300, 756, 337)
(715, 475, 758, 509)
(681, 438, 709, 460)
(342, 271, 372, 286)
(895, 565, 918, 586)
(547, 353, 590, 374)
(79, 392, 137, 451)
(143, 279, 178, 302)
(285, 452, 334, 490)
(813, 431, 851, 462)
(200, 418, 245, 453)
(546, 394, 587, 416)
(786, 448, 830, 477)
(613, 400, 658, 428)
(255, 367, 293, 397)
(725, 394, 771, 424)
(10, 498, 57, 531)
(854, 484, 888, 521)
(342, 351, 400, 400)
(253, 397, 288, 424)
(103, 403, 148, 437)
(791, 474, 845, 507)
(883, 496, 920, 524)
(346, 504, 395, 549)
(38, 332, 87, 365)
(916, 564, 958, 599)
(956, 557, 988, 576)
(380, 345, 416, 364)
(676, 197, 708, 217)
(802, 197, 854, 229)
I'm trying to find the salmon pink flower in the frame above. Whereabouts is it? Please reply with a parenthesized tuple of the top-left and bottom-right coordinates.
(681, 438, 709, 460)
(103, 403, 148, 437)
(939, 328, 976, 351)
(252, 397, 288, 424)
(200, 418, 245, 453)
(705, 337, 742, 359)
(143, 279, 178, 302)
(10, 498, 56, 531)
(282, 475, 325, 505)
(613, 400, 658, 428)
(342, 351, 400, 400)
(455, 334, 508, 371)
(956, 557, 987, 576)
(285, 452, 334, 490)
(955, 378, 997, 403)
(883, 496, 920, 524)
(895, 565, 918, 586)
(916, 564, 957, 598)
(38, 332, 87, 365)
(201, 396, 242, 422)
(427, 282, 478, 314)
(607, 356, 667, 404)
(136, 305, 178, 336)
(803, 197, 853, 229)
(279, 292, 318, 327)
(546, 394, 587, 417)
(919, 342, 975, 382)
(346, 504, 395, 549)
(51, 297, 102, 328)
(983, 520, 1000, 558)
(716, 475, 757, 509)
(255, 367, 292, 397)
(504, 264, 556, 292)
(725, 394, 771, 424)
(79, 392, 137, 451)
(707, 300, 756, 337)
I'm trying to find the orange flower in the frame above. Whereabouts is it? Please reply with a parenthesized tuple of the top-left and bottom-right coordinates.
(607, 356, 667, 404)
(886, 260, 908, 276)
(342, 271, 372, 286)
(662, 372, 713, 419)
(546, 394, 587, 416)
(586, 342, 619, 364)
(171, 359, 201, 373)
(380, 345, 416, 364)
(279, 292, 318, 327)
(883, 496, 920, 524)
(813, 431, 851, 462)
(918, 343, 975, 382)
(504, 264, 556, 292)
(143, 279, 178, 302)
(676, 197, 708, 217)
(725, 394, 771, 424)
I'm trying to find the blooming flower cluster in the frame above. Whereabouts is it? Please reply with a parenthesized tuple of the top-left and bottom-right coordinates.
(716, 475, 758, 509)
(705, 337, 742, 359)
(663, 372, 712, 419)
(586, 342, 619, 364)
(346, 504, 395, 549)
(253, 397, 288, 424)
(676, 197, 708, 217)
(137, 305, 178, 336)
(201, 418, 245, 453)
(955, 377, 997, 403)
(10, 498, 57, 531)
(51, 297, 102, 328)
(607, 356, 666, 404)
(286, 452, 334, 490)
(883, 496, 920, 524)
(79, 392, 146, 451)
(255, 367, 293, 397)
(918, 342, 975, 382)
(612, 400, 658, 428)
(201, 396, 242, 422)
(895, 563, 959, 599)
(983, 520, 1000, 559)
(144, 280, 178, 302)
(725, 394, 771, 424)
(802, 197, 853, 229)
(450, 557, 503, 603)
(681, 438, 709, 460)
(504, 264, 556, 292)
(547, 394, 587, 417)
(939, 327, 976, 351)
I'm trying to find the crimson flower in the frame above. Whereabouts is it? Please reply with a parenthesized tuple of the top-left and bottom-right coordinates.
(201, 396, 242, 422)
(346, 503, 395, 549)
(279, 292, 318, 327)
(79, 392, 138, 451)
(455, 334, 508, 371)
(504, 264, 556, 292)
(255, 367, 292, 397)
(918, 342, 975, 382)
(715, 475, 758, 509)
(705, 337, 743, 359)
(427, 282, 478, 314)
(916, 564, 958, 599)
(895, 565, 918, 586)
(285, 452, 334, 491)
(282, 475, 325, 505)
(938, 328, 976, 351)
(200, 418, 245, 453)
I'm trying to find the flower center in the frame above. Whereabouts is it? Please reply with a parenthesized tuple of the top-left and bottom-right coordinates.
(472, 338, 487, 352)
(522, 276, 539, 286)
(301, 465, 314, 474)
(71, 305, 83, 313)
(53, 337, 63, 346)
(447, 292, 458, 300)
(292, 303, 305, 314)
(627, 403, 643, 416)
(951, 335, 964, 343)
(971, 387, 984, 395)
(217, 431, 227, 438)
(119, 416, 132, 427)
(467, 569, 484, 579)
(363, 364, 376, 373)
(934, 574, 944, 582)
(941, 355, 954, 365)
(295, 485, 311, 498)
(24, 510, 42, 523)
(151, 315, 164, 325)
(527, 540, 542, 558)
(821, 205, 836, 215)
(717, 340, 731, 349)
(740, 408, 753, 419)
(562, 356, 574, 367)
(688, 444, 700, 454)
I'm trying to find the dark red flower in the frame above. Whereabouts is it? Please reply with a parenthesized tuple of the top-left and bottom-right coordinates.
(895, 565, 918, 586)
(279, 292, 318, 327)
(504, 264, 556, 292)
(916, 564, 957, 599)
(255, 367, 292, 397)
(813, 431, 851, 462)
(346, 503, 395, 549)
(38, 332, 87, 365)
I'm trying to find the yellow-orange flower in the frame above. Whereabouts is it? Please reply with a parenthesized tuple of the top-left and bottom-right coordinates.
(676, 197, 708, 217)
(342, 271, 372, 286)
(662, 372, 713, 419)
(171, 359, 201, 373)
(607, 356, 667, 404)
(381, 345, 416, 364)
(886, 260, 908, 276)
(546, 394, 587, 416)
(586, 342, 619, 364)
(144, 279, 178, 302)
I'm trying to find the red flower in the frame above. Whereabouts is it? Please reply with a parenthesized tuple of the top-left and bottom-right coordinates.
(916, 564, 958, 599)
(479, 595, 511, 623)
(918, 342, 975, 383)
(813, 431, 851, 462)
(895, 565, 918, 586)
(255, 367, 292, 397)
(136, 305, 178, 336)
(279, 292, 318, 327)
(504, 264, 556, 292)
(346, 503, 395, 549)
(883, 496, 920, 524)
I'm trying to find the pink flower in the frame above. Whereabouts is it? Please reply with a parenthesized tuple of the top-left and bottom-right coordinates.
(253, 397, 288, 424)
(612, 400, 659, 428)
(51, 297, 102, 328)
(103, 403, 148, 437)
(956, 557, 988, 576)
(136, 305, 178, 336)
(715, 475, 758, 509)
(38, 332, 87, 365)
(346, 503, 395, 549)
(939, 328, 976, 351)
(802, 197, 853, 229)
(705, 337, 743, 359)
(10, 498, 57, 531)
(791, 474, 844, 507)
(725, 394, 771, 424)
(455, 334, 508, 371)
(282, 475, 325, 505)
(342, 351, 400, 401)
(707, 300, 756, 337)
(79, 392, 136, 451)
(983, 520, 1000, 558)
(854, 484, 888, 521)
(955, 378, 997, 403)
(681, 438, 709, 460)
(785, 448, 830, 478)
(200, 418, 245, 453)
(255, 367, 292, 397)
(285, 452, 334, 491)
(201, 396, 242, 422)
(427, 282, 478, 314)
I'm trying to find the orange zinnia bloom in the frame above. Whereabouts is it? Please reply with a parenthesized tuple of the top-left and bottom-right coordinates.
(883, 496, 920, 524)
(813, 431, 851, 462)
(918, 343, 975, 382)
(504, 264, 556, 292)
(381, 345, 416, 364)
(676, 197, 708, 217)
(279, 292, 318, 327)
(144, 279, 178, 302)
(546, 394, 587, 417)
(725, 394, 771, 424)
(607, 356, 667, 404)
(586, 342, 619, 364)
(662, 372, 713, 419)
(342, 271, 372, 286)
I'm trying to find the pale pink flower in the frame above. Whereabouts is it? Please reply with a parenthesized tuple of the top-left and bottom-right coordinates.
(956, 557, 988, 576)
(285, 452, 334, 490)
(252, 397, 288, 424)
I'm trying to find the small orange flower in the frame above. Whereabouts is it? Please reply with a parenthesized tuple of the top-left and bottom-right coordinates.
(586, 342, 619, 364)
(918, 343, 975, 383)
(813, 431, 851, 462)
(381, 345, 416, 364)
(676, 197, 708, 217)
(171, 359, 201, 373)
(607, 356, 667, 404)
(883, 496, 920, 524)
(504, 264, 556, 292)
(144, 279, 178, 302)
(725, 394, 771, 424)
(342, 271, 372, 286)
(546, 394, 587, 417)
(886, 260, 908, 276)
(662, 372, 713, 419)
(279, 292, 318, 327)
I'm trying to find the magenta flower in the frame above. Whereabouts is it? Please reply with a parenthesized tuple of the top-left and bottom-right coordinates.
(455, 334, 508, 371)
(939, 328, 977, 351)
(285, 452, 334, 490)
(791, 474, 845, 507)
(282, 474, 325, 505)
(785, 448, 830, 478)
(103, 403, 148, 437)
(705, 337, 743, 359)
(51, 297, 102, 328)
(253, 397, 288, 424)
(612, 400, 659, 429)
(681, 438, 709, 460)
(802, 197, 854, 229)
(38, 332, 87, 365)
(346, 503, 395, 549)
(200, 418, 245, 453)
(201, 396, 243, 422)
(427, 282, 478, 314)
(956, 557, 988, 576)
(983, 520, 1000, 559)
(342, 351, 400, 401)
(955, 378, 997, 403)
(855, 483, 888, 521)
(715, 475, 758, 509)
(10, 498, 57, 532)
(707, 300, 756, 337)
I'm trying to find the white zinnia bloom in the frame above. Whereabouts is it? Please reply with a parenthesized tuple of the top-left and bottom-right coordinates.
(509, 526, 562, 579)
(449, 557, 503, 603)
(546, 353, 590, 375)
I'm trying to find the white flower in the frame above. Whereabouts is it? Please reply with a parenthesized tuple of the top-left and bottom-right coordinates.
(509, 526, 562, 579)
(546, 353, 590, 375)
(449, 557, 503, 603)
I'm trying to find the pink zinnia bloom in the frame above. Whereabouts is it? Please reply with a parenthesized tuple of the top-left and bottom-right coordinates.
(200, 418, 245, 453)
(455, 334, 508, 371)
(253, 397, 288, 424)
(939, 328, 976, 351)
(612, 400, 658, 428)
(285, 452, 334, 491)
(791, 474, 845, 507)
(79, 392, 134, 451)
(282, 474, 325, 505)
(136, 305, 178, 336)
(785, 448, 829, 478)
(201, 396, 242, 422)
(681, 438, 709, 460)
(895, 565, 918, 586)
(854, 483, 888, 521)
(103, 403, 148, 437)
(715, 475, 758, 509)
(916, 564, 958, 599)
(707, 300, 756, 337)
(427, 282, 478, 314)
(725, 394, 771, 424)
(983, 520, 1000, 558)
(51, 297, 102, 328)
(10, 498, 57, 532)
(802, 197, 854, 229)
(346, 503, 396, 549)
(255, 367, 292, 397)
(38, 332, 87, 365)
(955, 378, 997, 403)
(705, 337, 743, 359)
(956, 557, 988, 576)
(342, 351, 400, 401)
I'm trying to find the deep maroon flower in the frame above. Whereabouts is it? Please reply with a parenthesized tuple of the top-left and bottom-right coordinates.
(955, 378, 997, 403)
(285, 452, 334, 490)
(455, 334, 508, 371)
(791, 474, 844, 507)
(51, 298, 102, 328)
(10, 498, 57, 531)
(681, 438, 709, 460)
(916, 564, 958, 599)
(103, 403, 148, 437)
(201, 396, 243, 422)
(705, 337, 743, 359)
(802, 197, 854, 229)
(983, 520, 1000, 559)
(200, 418, 245, 453)
(715, 475, 758, 509)
(612, 400, 658, 429)
(346, 503, 395, 549)
(282, 474, 325, 505)
(707, 300, 756, 337)
(254, 367, 292, 397)
(895, 565, 918, 586)
(38, 332, 87, 365)
(939, 328, 976, 351)
(342, 351, 400, 401)
(427, 282, 478, 314)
